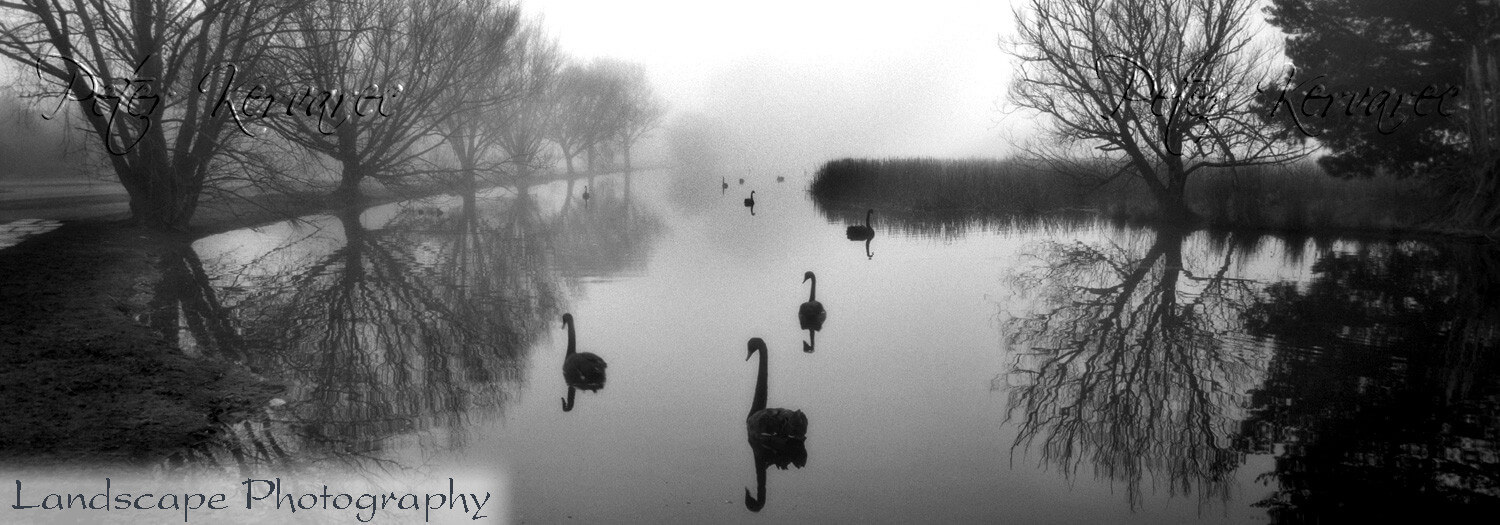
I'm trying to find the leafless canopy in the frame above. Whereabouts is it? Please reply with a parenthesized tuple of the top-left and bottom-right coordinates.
(0, 0, 307, 229)
(1008, 0, 1310, 218)
(267, 0, 518, 199)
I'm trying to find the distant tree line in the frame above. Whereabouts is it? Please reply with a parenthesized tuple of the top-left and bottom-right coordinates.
(0, 0, 664, 231)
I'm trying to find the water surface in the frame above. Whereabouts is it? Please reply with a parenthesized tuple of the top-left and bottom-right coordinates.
(114, 170, 1500, 522)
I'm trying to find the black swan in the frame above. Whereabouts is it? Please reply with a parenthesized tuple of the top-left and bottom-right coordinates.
(846, 209, 875, 240)
(798, 272, 827, 330)
(560, 313, 606, 410)
(743, 337, 808, 511)
(799, 272, 827, 352)
(744, 191, 756, 215)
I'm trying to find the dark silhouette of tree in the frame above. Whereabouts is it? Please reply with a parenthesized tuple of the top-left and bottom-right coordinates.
(1235, 243, 1500, 522)
(1005, 228, 1263, 508)
(267, 0, 514, 201)
(1258, 1, 1500, 232)
(0, 0, 306, 230)
(1008, 0, 1310, 221)
(1257, 0, 1485, 179)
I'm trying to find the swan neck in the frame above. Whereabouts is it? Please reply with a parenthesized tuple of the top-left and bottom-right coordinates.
(565, 318, 576, 356)
(751, 347, 768, 416)
(807, 275, 817, 302)
(865, 209, 872, 227)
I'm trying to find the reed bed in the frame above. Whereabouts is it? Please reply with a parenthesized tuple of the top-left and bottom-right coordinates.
(810, 158, 1445, 235)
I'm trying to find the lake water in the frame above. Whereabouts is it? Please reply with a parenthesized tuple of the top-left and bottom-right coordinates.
(46, 169, 1495, 523)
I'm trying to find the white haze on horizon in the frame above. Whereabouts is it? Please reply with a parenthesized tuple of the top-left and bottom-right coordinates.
(524, 0, 1028, 173)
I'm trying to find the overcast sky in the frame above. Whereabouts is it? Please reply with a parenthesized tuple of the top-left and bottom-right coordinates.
(524, 0, 1026, 170)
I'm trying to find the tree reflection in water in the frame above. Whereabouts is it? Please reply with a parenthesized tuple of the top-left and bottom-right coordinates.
(163, 184, 655, 475)
(550, 177, 664, 283)
(1003, 227, 1265, 508)
(156, 180, 668, 476)
(1237, 243, 1500, 521)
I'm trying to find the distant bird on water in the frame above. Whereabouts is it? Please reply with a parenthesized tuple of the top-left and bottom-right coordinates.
(776, 176, 785, 183)
(722, 177, 729, 192)
(744, 191, 756, 215)
(739, 178, 745, 185)
(581, 185, 591, 202)
(560, 313, 606, 411)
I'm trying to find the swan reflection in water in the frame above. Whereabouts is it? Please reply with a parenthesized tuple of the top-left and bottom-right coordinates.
(744, 191, 756, 215)
(560, 313, 606, 411)
(799, 271, 827, 352)
(743, 338, 808, 512)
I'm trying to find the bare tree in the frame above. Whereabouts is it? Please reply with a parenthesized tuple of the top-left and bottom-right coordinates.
(1008, 0, 1310, 221)
(432, 2, 520, 195)
(492, 20, 562, 186)
(546, 60, 621, 177)
(0, 0, 305, 230)
(598, 58, 665, 174)
(266, 0, 513, 201)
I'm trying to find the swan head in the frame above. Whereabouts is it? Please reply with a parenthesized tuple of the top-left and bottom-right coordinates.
(802, 271, 814, 282)
(560, 313, 573, 328)
(746, 337, 767, 360)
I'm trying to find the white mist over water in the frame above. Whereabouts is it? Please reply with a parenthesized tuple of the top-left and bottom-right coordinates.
(524, 0, 1028, 172)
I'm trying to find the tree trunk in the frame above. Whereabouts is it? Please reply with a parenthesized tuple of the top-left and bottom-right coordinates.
(337, 163, 366, 203)
(119, 165, 201, 231)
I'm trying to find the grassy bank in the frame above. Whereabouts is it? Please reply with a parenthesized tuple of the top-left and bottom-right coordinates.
(809, 158, 1444, 236)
